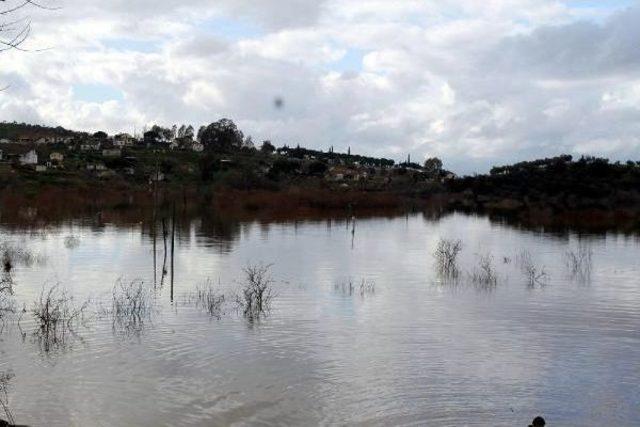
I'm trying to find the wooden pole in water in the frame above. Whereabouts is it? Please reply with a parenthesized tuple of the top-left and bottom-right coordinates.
(170, 202, 176, 302)
(161, 217, 167, 288)
(152, 151, 159, 287)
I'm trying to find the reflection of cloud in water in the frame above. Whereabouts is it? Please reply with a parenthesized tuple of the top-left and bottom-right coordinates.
(0, 211, 638, 424)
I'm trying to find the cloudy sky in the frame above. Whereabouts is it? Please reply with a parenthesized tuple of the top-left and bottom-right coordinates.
(1, 0, 639, 173)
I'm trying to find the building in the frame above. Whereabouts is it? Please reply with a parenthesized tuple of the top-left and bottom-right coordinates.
(19, 150, 38, 165)
(35, 165, 48, 172)
(113, 133, 133, 147)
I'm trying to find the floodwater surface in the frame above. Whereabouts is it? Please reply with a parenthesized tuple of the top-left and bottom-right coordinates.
(0, 212, 639, 426)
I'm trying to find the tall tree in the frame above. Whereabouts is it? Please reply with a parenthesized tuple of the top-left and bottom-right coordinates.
(197, 118, 244, 152)
(423, 157, 443, 177)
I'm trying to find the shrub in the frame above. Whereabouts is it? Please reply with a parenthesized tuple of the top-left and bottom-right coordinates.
(235, 264, 275, 320)
(434, 238, 463, 278)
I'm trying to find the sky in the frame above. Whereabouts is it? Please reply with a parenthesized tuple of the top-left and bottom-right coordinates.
(0, 0, 639, 174)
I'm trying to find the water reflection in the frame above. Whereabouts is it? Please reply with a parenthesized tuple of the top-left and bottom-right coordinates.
(0, 208, 638, 425)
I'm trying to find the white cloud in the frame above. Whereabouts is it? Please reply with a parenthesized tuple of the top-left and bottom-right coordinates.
(1, 0, 639, 173)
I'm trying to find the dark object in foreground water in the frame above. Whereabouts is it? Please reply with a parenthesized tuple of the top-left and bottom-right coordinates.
(0, 419, 28, 427)
(529, 416, 545, 427)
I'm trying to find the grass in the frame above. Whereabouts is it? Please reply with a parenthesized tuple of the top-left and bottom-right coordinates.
(235, 264, 275, 320)
(434, 238, 463, 278)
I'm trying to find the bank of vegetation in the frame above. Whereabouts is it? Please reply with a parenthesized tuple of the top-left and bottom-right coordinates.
(2, 122, 640, 229)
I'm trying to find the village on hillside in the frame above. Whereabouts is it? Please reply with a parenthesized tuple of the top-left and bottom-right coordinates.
(0, 121, 455, 191)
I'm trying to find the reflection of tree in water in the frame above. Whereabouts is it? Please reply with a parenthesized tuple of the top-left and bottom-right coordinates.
(196, 214, 243, 253)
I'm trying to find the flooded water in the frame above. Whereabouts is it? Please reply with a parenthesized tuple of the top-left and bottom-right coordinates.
(0, 211, 639, 426)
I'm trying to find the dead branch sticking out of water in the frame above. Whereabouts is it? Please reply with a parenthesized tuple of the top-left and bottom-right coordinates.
(434, 238, 463, 278)
(518, 250, 549, 287)
(334, 279, 376, 297)
(564, 242, 593, 282)
(187, 279, 225, 319)
(235, 264, 275, 320)
(470, 253, 498, 289)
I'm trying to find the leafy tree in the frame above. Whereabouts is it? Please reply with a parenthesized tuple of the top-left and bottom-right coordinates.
(143, 130, 161, 145)
(243, 135, 255, 149)
(184, 125, 194, 140)
(150, 125, 174, 143)
(93, 131, 108, 140)
(260, 140, 275, 154)
(423, 157, 443, 177)
(197, 118, 244, 152)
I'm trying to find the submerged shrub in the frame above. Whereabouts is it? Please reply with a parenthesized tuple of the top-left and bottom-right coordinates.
(471, 253, 498, 288)
(108, 279, 154, 334)
(188, 279, 226, 319)
(518, 250, 549, 287)
(334, 279, 375, 297)
(564, 242, 593, 282)
(0, 371, 15, 426)
(434, 238, 463, 278)
(31, 284, 89, 353)
(235, 264, 275, 320)
(0, 276, 15, 324)
(0, 241, 38, 272)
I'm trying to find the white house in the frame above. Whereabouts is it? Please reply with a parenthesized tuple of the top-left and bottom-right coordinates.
(19, 150, 38, 165)
(0, 138, 11, 144)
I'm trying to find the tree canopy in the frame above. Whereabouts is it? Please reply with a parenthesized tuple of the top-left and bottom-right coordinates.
(197, 119, 244, 152)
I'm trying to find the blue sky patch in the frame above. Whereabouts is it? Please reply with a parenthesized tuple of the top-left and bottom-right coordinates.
(103, 38, 159, 53)
(330, 48, 366, 73)
(73, 83, 124, 103)
(201, 16, 264, 41)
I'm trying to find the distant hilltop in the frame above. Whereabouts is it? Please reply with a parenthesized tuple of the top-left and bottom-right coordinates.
(0, 120, 455, 195)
